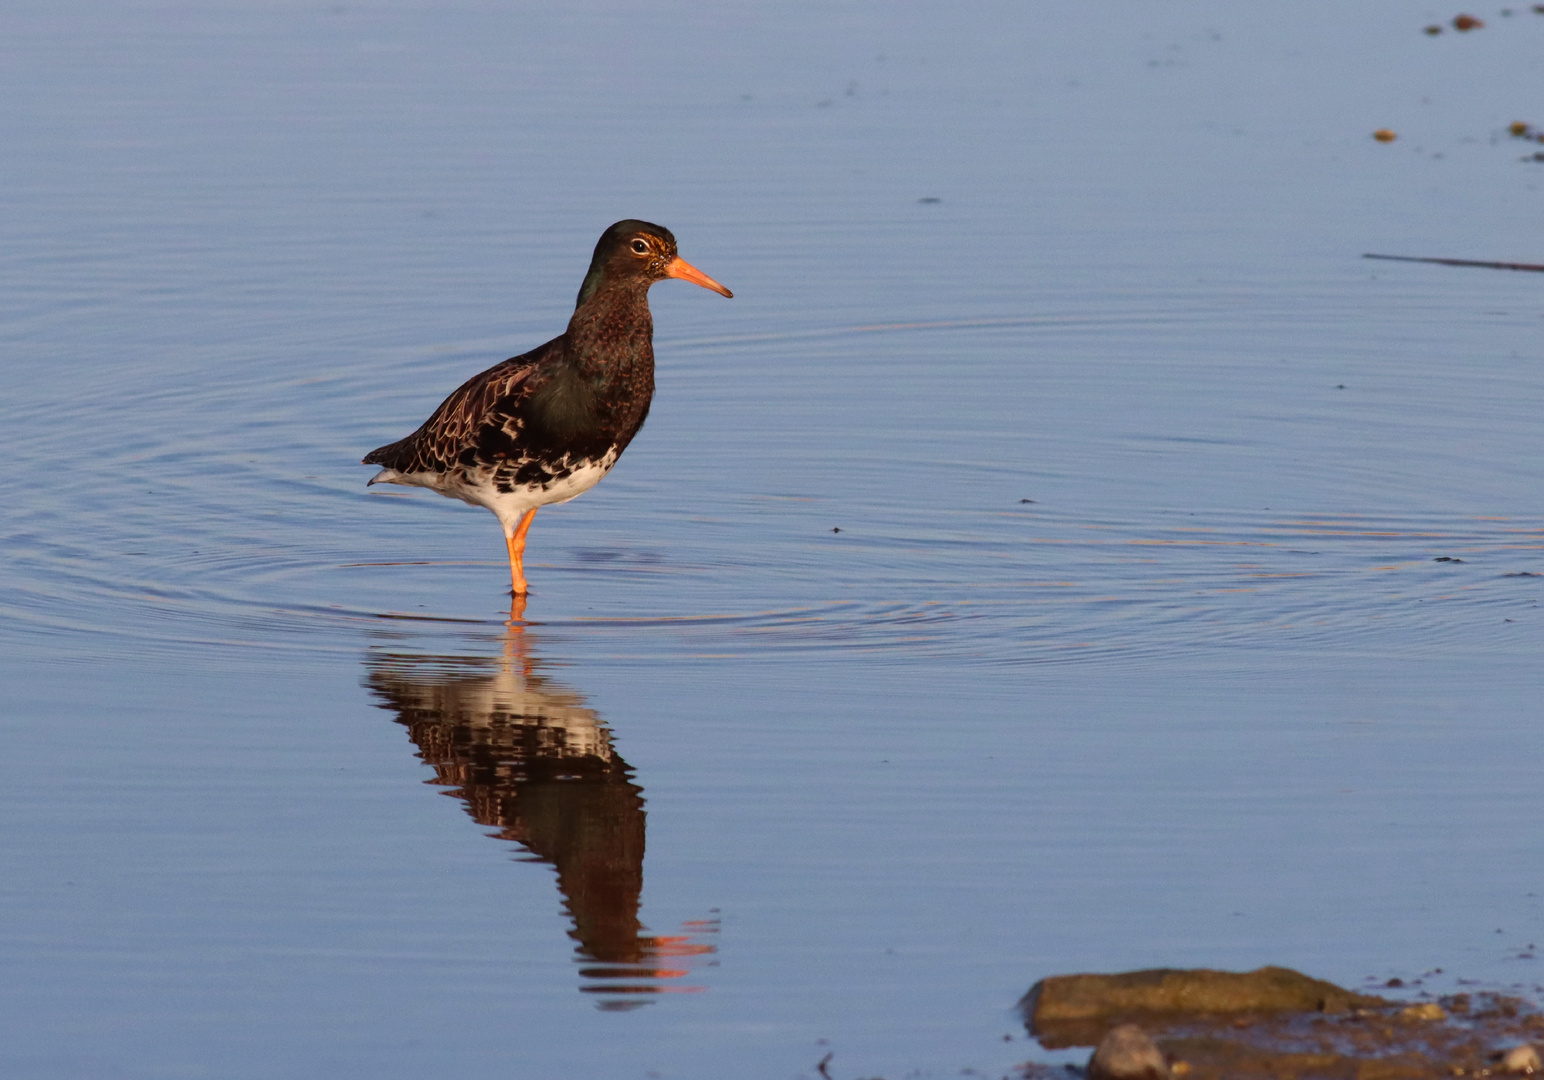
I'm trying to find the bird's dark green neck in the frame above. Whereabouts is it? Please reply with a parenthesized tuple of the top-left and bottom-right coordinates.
(523, 285, 656, 450)
(565, 283, 654, 375)
(576, 246, 644, 309)
(575, 261, 608, 309)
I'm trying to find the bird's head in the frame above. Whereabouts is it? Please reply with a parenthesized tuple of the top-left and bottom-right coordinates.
(575, 220, 733, 308)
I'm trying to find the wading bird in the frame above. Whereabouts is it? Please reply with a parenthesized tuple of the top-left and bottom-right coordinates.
(363, 221, 732, 596)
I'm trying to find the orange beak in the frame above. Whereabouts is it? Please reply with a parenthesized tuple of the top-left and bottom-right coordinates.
(664, 256, 733, 298)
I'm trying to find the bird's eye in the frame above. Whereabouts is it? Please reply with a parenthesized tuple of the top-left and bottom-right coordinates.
(630, 239, 650, 255)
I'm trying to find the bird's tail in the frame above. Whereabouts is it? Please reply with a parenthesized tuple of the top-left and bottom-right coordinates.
(361, 441, 410, 488)
(362, 436, 413, 483)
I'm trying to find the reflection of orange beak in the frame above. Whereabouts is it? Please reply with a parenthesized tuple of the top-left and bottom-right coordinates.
(664, 256, 733, 298)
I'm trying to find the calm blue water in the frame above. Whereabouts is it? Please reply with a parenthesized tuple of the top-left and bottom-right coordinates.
(2, 2, 1542, 1077)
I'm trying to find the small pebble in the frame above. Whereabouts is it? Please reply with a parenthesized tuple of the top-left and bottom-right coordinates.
(1503, 1045, 1542, 1074)
(1424, 23, 1444, 33)
(1402, 1003, 1447, 1021)
(1088, 1024, 1170, 1080)
(1453, 13, 1484, 29)
(1373, 129, 1397, 143)
(1512, 122, 1533, 137)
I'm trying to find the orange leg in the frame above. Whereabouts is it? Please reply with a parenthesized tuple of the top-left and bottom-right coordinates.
(505, 507, 539, 596)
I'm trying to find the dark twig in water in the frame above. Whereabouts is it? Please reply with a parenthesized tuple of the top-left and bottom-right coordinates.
(816, 1051, 834, 1079)
(1364, 253, 1544, 272)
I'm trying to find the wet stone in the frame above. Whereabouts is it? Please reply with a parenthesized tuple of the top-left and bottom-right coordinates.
(1502, 1044, 1542, 1073)
(1021, 966, 1385, 1047)
(1088, 1024, 1171, 1080)
(1019, 968, 1544, 1080)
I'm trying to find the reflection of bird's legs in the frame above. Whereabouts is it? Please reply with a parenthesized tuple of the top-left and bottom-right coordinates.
(505, 507, 539, 596)
(506, 592, 528, 626)
(502, 593, 532, 677)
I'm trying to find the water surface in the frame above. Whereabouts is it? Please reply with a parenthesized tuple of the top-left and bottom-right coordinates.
(2, 2, 1542, 1078)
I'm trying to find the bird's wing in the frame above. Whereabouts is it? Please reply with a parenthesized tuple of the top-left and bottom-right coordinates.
(362, 336, 561, 474)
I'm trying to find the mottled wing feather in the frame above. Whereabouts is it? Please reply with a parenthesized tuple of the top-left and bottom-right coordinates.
(363, 336, 561, 475)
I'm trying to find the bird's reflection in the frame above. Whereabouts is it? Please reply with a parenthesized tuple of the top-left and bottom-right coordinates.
(363, 598, 716, 1010)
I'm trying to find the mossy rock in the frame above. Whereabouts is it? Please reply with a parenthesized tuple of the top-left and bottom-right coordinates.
(1022, 967, 1386, 1048)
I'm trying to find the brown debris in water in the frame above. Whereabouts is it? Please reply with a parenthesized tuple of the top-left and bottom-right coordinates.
(1506, 122, 1544, 149)
(1017, 967, 1544, 1080)
(1400, 16, 1544, 163)
(1362, 253, 1544, 273)
(1373, 129, 1397, 143)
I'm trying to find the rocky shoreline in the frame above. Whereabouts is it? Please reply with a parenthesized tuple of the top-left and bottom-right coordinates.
(1014, 967, 1544, 1080)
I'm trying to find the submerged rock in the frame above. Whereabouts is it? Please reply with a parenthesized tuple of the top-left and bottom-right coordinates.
(1022, 966, 1384, 1048)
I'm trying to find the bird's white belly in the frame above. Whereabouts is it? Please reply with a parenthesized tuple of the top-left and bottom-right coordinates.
(369, 451, 618, 532)
(460, 455, 616, 530)
(516, 458, 614, 507)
